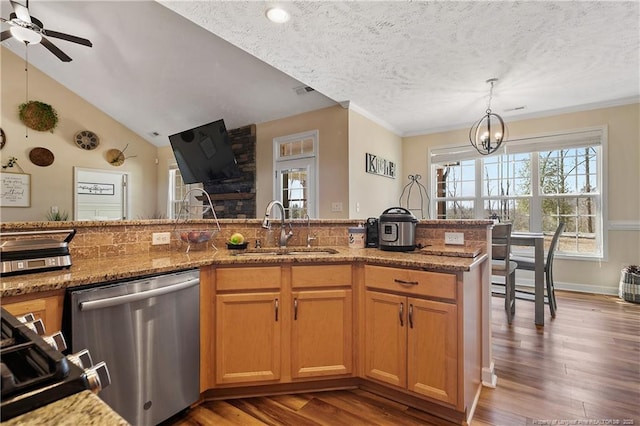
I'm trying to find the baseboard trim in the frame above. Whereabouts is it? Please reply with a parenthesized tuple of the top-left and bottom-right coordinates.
(508, 278, 619, 296)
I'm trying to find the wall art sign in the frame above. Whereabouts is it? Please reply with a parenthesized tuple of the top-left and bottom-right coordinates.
(365, 153, 396, 179)
(0, 172, 31, 207)
(77, 182, 115, 195)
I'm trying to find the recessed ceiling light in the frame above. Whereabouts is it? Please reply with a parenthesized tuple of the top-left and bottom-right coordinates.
(266, 7, 290, 23)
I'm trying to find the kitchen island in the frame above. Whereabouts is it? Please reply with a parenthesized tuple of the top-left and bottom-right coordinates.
(1, 219, 494, 425)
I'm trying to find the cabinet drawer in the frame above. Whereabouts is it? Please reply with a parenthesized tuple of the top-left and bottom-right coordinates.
(364, 265, 456, 300)
(292, 264, 352, 288)
(216, 266, 281, 291)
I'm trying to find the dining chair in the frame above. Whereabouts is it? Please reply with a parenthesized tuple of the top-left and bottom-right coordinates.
(491, 222, 517, 324)
(511, 222, 565, 318)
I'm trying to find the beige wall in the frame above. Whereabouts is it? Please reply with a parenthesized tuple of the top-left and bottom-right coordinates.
(403, 103, 640, 294)
(1, 47, 159, 221)
(255, 105, 349, 218)
(348, 109, 403, 219)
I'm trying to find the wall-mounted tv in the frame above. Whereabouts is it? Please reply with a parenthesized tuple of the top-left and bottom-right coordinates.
(168, 119, 241, 184)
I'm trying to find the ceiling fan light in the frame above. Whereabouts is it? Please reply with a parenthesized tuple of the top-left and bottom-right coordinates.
(10, 26, 41, 44)
(266, 7, 290, 23)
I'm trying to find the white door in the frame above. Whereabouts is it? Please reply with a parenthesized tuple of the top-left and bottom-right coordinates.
(74, 167, 130, 220)
(275, 158, 315, 219)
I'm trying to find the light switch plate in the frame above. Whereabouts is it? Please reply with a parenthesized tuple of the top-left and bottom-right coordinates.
(152, 232, 171, 245)
(444, 232, 465, 245)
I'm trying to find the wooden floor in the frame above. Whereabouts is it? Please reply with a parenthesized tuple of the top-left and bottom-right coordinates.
(165, 291, 640, 426)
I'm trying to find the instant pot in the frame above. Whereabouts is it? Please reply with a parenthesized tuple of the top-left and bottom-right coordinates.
(378, 207, 418, 251)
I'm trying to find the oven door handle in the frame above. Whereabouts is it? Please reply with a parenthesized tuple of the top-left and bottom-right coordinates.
(78, 278, 199, 311)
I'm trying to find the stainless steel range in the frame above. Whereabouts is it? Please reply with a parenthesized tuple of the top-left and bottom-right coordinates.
(0, 308, 111, 421)
(0, 229, 76, 276)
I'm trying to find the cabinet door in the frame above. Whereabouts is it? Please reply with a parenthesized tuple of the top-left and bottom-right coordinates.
(215, 292, 281, 385)
(364, 291, 406, 388)
(291, 289, 353, 379)
(407, 297, 457, 405)
(2, 292, 63, 332)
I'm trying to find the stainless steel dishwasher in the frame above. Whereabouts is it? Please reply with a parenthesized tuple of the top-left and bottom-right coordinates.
(67, 269, 200, 425)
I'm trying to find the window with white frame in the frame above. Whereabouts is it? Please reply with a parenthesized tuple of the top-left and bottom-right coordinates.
(273, 130, 318, 219)
(167, 165, 201, 219)
(430, 127, 605, 258)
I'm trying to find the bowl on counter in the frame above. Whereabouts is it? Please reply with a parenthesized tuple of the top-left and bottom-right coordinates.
(175, 229, 218, 252)
(226, 242, 248, 250)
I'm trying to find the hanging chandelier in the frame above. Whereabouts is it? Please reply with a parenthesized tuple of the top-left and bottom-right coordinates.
(469, 78, 507, 155)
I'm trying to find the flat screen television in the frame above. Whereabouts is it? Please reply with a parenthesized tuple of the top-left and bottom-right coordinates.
(168, 119, 241, 184)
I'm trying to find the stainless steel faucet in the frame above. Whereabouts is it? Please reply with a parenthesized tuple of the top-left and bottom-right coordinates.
(262, 200, 294, 248)
(304, 214, 317, 248)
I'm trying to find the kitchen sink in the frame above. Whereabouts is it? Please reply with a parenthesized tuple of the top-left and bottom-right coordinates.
(232, 247, 339, 257)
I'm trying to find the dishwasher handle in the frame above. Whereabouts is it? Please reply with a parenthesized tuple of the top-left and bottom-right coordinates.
(79, 277, 199, 311)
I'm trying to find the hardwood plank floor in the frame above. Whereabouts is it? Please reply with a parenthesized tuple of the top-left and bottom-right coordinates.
(165, 291, 640, 426)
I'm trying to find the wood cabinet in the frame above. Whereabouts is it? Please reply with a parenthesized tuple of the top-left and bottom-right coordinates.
(212, 266, 282, 386)
(2, 290, 64, 332)
(216, 291, 281, 384)
(364, 265, 458, 405)
(203, 263, 353, 388)
(291, 265, 353, 379)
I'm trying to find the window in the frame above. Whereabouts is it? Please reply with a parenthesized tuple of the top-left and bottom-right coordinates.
(430, 127, 606, 258)
(273, 131, 318, 219)
(167, 165, 200, 219)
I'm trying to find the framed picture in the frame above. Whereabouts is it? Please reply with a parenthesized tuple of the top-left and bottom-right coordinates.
(1, 172, 31, 207)
(77, 182, 115, 195)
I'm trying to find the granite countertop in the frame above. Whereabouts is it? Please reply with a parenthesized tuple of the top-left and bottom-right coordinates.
(3, 391, 129, 426)
(0, 242, 485, 425)
(1, 244, 486, 297)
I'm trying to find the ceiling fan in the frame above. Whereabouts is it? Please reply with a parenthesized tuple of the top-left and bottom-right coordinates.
(0, 0, 92, 62)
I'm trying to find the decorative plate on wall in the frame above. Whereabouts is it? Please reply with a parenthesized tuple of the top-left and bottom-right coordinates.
(74, 130, 100, 150)
(29, 147, 55, 167)
(106, 148, 125, 166)
(0, 128, 5, 149)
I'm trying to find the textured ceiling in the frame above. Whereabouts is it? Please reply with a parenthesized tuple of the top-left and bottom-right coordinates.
(1, 1, 639, 147)
(161, 0, 640, 135)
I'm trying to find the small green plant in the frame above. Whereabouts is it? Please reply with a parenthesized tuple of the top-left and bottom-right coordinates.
(19, 101, 59, 132)
(46, 210, 69, 221)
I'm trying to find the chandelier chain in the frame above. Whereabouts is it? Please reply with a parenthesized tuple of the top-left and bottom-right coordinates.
(486, 80, 494, 114)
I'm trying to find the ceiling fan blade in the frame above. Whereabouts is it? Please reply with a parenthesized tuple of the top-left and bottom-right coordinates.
(44, 29, 92, 47)
(40, 36, 72, 62)
(10, 0, 31, 23)
(1, 30, 12, 42)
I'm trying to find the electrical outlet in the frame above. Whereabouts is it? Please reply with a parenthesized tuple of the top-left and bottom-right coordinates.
(331, 202, 343, 212)
(444, 232, 465, 245)
(152, 232, 171, 245)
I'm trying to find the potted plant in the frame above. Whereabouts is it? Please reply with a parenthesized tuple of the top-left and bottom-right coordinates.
(46, 210, 69, 221)
(18, 101, 59, 132)
(619, 265, 640, 303)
